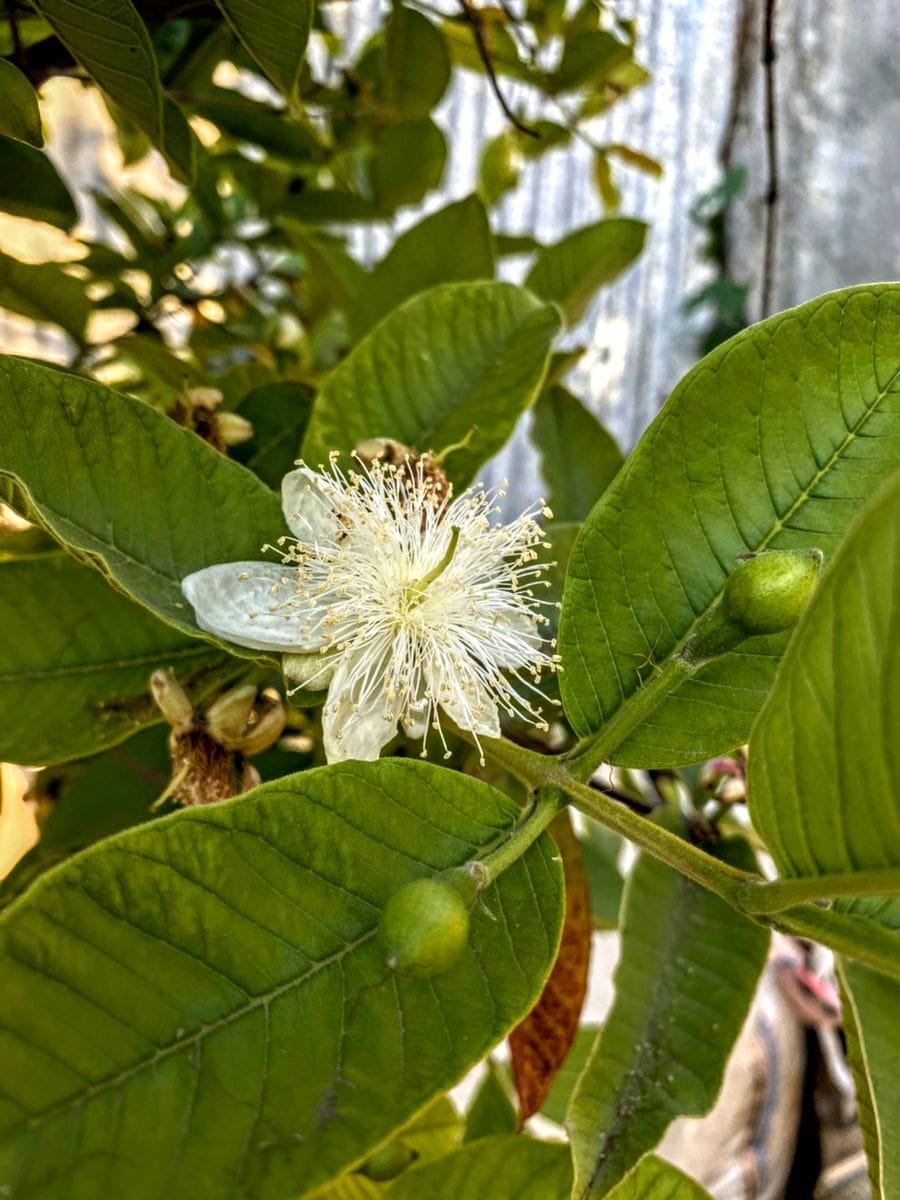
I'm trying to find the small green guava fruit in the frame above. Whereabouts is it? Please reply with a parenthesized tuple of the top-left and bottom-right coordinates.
(723, 548, 823, 635)
(378, 877, 471, 979)
(361, 1141, 417, 1182)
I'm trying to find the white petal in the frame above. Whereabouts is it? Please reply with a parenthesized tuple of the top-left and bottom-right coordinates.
(182, 562, 327, 653)
(281, 467, 340, 543)
(322, 653, 398, 763)
(401, 692, 429, 740)
(430, 664, 501, 739)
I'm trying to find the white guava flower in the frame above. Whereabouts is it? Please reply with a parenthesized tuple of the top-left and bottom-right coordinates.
(182, 455, 558, 764)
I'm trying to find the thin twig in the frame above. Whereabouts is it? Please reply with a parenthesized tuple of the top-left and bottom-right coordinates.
(459, 0, 540, 139)
(761, 0, 780, 317)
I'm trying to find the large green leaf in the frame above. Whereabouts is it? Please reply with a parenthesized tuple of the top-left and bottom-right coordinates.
(0, 551, 229, 764)
(0, 252, 89, 341)
(0, 60, 43, 146)
(559, 285, 900, 766)
(349, 197, 494, 339)
(839, 899, 900, 1199)
(0, 134, 77, 229)
(0, 357, 285, 638)
(370, 119, 447, 214)
(302, 282, 560, 485)
(0, 760, 564, 1199)
(749, 471, 900, 876)
(531, 386, 623, 521)
(233, 381, 314, 489)
(382, 1135, 572, 1199)
(525, 218, 646, 325)
(212, 0, 312, 104)
(29, 0, 195, 180)
(568, 831, 768, 1199)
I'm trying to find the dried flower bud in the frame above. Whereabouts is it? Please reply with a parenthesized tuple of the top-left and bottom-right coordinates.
(236, 697, 286, 756)
(205, 684, 258, 746)
(184, 387, 224, 411)
(213, 412, 254, 447)
(150, 668, 194, 732)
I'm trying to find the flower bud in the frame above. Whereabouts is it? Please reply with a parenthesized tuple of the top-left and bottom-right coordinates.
(361, 1142, 417, 1182)
(722, 549, 823, 635)
(283, 652, 337, 692)
(683, 548, 822, 666)
(378, 877, 471, 979)
(236, 697, 286, 756)
(213, 412, 254, 447)
(184, 387, 224, 411)
(205, 684, 257, 745)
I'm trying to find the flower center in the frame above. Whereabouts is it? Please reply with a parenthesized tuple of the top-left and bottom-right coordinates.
(402, 526, 461, 612)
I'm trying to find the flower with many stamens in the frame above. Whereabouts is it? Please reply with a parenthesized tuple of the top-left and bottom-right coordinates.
(181, 454, 558, 763)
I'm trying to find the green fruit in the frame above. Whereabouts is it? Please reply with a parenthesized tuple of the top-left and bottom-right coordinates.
(723, 548, 823, 635)
(361, 1141, 417, 1182)
(378, 877, 471, 979)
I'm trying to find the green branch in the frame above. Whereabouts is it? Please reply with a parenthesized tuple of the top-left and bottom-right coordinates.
(739, 868, 900, 914)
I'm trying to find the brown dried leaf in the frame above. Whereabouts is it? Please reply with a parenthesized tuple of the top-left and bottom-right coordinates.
(508, 807, 592, 1121)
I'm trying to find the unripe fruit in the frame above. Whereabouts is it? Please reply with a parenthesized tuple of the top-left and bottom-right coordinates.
(378, 877, 471, 979)
(361, 1141, 416, 1182)
(722, 549, 822, 635)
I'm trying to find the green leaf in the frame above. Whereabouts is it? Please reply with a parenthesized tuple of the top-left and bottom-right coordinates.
(531, 386, 623, 521)
(568, 831, 768, 1198)
(383, 6, 451, 118)
(525, 218, 646, 325)
(603, 1157, 714, 1200)
(233, 382, 314, 489)
(302, 282, 560, 486)
(0, 760, 564, 1198)
(548, 29, 632, 94)
(362, 1095, 462, 1182)
(350, 196, 494, 339)
(0, 550, 231, 764)
(463, 1061, 517, 1142)
(370, 119, 447, 213)
(213, 0, 312, 104)
(477, 132, 523, 206)
(29, 0, 195, 181)
(0, 134, 77, 229)
(839, 902, 900, 1199)
(540, 1023, 597, 1125)
(191, 89, 317, 162)
(749, 471, 900, 877)
(0, 252, 89, 340)
(0, 356, 285, 638)
(559, 284, 900, 766)
(0, 60, 43, 146)
(382, 1135, 572, 1200)
(580, 820, 624, 930)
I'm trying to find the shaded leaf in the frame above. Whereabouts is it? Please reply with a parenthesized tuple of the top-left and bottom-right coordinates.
(0, 60, 43, 146)
(549, 30, 632, 93)
(234, 382, 314, 489)
(580, 819, 625, 930)
(370, 119, 447, 213)
(0, 252, 89, 340)
(525, 218, 646, 325)
(30, 0, 195, 180)
(0, 134, 77, 229)
(213, 0, 312, 104)
(302, 282, 560, 486)
(463, 1061, 517, 1142)
(383, 6, 450, 118)
(382, 1135, 571, 1200)
(749, 471, 900, 877)
(509, 810, 591, 1120)
(350, 196, 494, 339)
(531, 386, 623, 522)
(568, 830, 768, 1198)
(0, 551, 229, 764)
(0, 356, 285, 638)
(559, 284, 900, 766)
(0, 760, 564, 1199)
